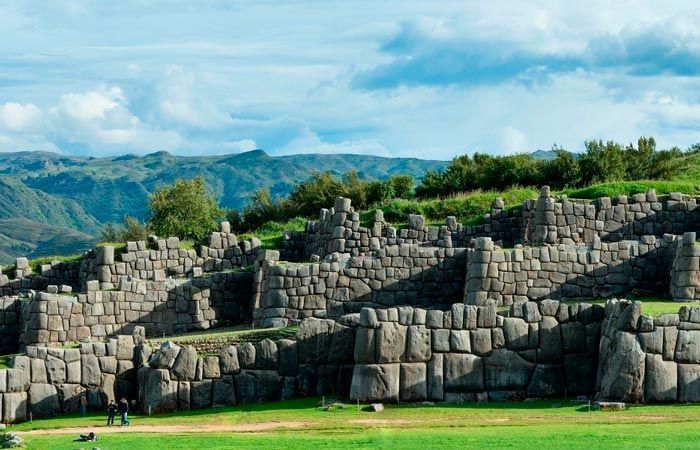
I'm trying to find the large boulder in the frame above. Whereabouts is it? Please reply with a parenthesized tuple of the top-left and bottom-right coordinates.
(537, 316, 563, 363)
(190, 380, 213, 409)
(277, 340, 297, 376)
(296, 318, 334, 364)
(349, 364, 400, 403)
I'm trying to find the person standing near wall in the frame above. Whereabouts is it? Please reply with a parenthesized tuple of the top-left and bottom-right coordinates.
(106, 401, 117, 426)
(78, 388, 88, 417)
(118, 398, 130, 427)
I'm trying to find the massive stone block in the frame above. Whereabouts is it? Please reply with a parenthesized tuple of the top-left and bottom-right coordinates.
(564, 354, 597, 395)
(354, 327, 376, 364)
(212, 376, 236, 407)
(171, 346, 198, 381)
(375, 322, 407, 363)
(81, 354, 101, 386)
(527, 364, 565, 397)
(277, 340, 297, 376)
(675, 330, 700, 364)
(190, 380, 213, 409)
(444, 354, 484, 392)
(28, 383, 60, 417)
(349, 364, 400, 402)
(219, 346, 240, 375)
(406, 325, 431, 362)
(427, 354, 444, 401)
(3, 392, 27, 423)
(537, 316, 562, 363)
(484, 349, 534, 391)
(598, 331, 645, 403)
(149, 342, 181, 369)
(255, 339, 278, 370)
(503, 317, 529, 351)
(399, 363, 427, 401)
(678, 364, 700, 403)
(144, 369, 178, 413)
(644, 354, 677, 403)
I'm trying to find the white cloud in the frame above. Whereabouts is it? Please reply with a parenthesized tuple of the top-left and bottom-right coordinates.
(153, 65, 233, 129)
(0, 102, 43, 132)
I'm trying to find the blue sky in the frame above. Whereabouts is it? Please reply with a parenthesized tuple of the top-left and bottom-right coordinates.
(1, 0, 700, 160)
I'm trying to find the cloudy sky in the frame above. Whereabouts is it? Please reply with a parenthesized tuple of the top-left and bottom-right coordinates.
(1, 0, 700, 160)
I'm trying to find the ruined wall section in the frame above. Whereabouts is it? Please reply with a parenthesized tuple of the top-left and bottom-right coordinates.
(597, 300, 700, 403)
(252, 245, 467, 328)
(464, 236, 678, 306)
(349, 301, 604, 403)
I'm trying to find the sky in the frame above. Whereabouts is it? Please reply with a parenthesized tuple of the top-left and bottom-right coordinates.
(1, 0, 700, 160)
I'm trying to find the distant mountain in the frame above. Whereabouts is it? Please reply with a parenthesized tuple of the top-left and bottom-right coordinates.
(0, 149, 447, 263)
(530, 150, 558, 161)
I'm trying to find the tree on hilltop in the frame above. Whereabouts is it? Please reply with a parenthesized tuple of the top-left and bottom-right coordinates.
(148, 176, 222, 241)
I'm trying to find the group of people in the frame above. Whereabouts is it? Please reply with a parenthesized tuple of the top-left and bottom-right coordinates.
(107, 398, 131, 427)
(74, 386, 131, 426)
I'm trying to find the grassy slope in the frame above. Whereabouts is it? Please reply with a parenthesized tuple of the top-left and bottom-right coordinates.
(16, 398, 700, 449)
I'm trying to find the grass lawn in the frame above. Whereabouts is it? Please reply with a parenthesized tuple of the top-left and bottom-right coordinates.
(146, 325, 299, 346)
(14, 397, 700, 449)
(561, 297, 698, 317)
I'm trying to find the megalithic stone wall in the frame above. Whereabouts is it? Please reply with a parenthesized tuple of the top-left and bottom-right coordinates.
(669, 232, 700, 301)
(597, 299, 700, 403)
(349, 301, 604, 403)
(464, 235, 678, 306)
(0, 316, 358, 423)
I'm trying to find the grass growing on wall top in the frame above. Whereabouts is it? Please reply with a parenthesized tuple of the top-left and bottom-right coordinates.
(561, 180, 699, 199)
(561, 297, 698, 317)
(239, 217, 306, 250)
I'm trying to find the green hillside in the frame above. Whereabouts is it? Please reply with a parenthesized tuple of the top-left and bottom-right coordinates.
(0, 218, 95, 264)
(0, 150, 445, 263)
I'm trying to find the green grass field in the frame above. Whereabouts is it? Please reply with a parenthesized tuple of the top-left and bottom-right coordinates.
(561, 297, 698, 317)
(13, 397, 700, 449)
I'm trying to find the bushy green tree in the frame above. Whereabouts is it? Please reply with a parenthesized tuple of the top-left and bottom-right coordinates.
(579, 140, 626, 184)
(148, 176, 223, 241)
(99, 216, 150, 243)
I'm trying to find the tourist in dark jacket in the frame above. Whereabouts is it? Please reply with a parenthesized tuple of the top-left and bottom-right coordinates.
(107, 401, 117, 426)
(118, 398, 130, 427)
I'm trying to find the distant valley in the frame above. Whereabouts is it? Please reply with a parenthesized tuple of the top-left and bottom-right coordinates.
(0, 149, 447, 264)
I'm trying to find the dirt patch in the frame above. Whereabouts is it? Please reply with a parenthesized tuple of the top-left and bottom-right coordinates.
(349, 419, 413, 425)
(18, 421, 310, 435)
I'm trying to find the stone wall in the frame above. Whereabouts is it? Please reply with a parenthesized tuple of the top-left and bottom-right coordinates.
(18, 271, 253, 350)
(669, 232, 700, 302)
(464, 235, 679, 306)
(0, 317, 356, 423)
(253, 244, 467, 328)
(597, 299, 700, 403)
(349, 301, 604, 403)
